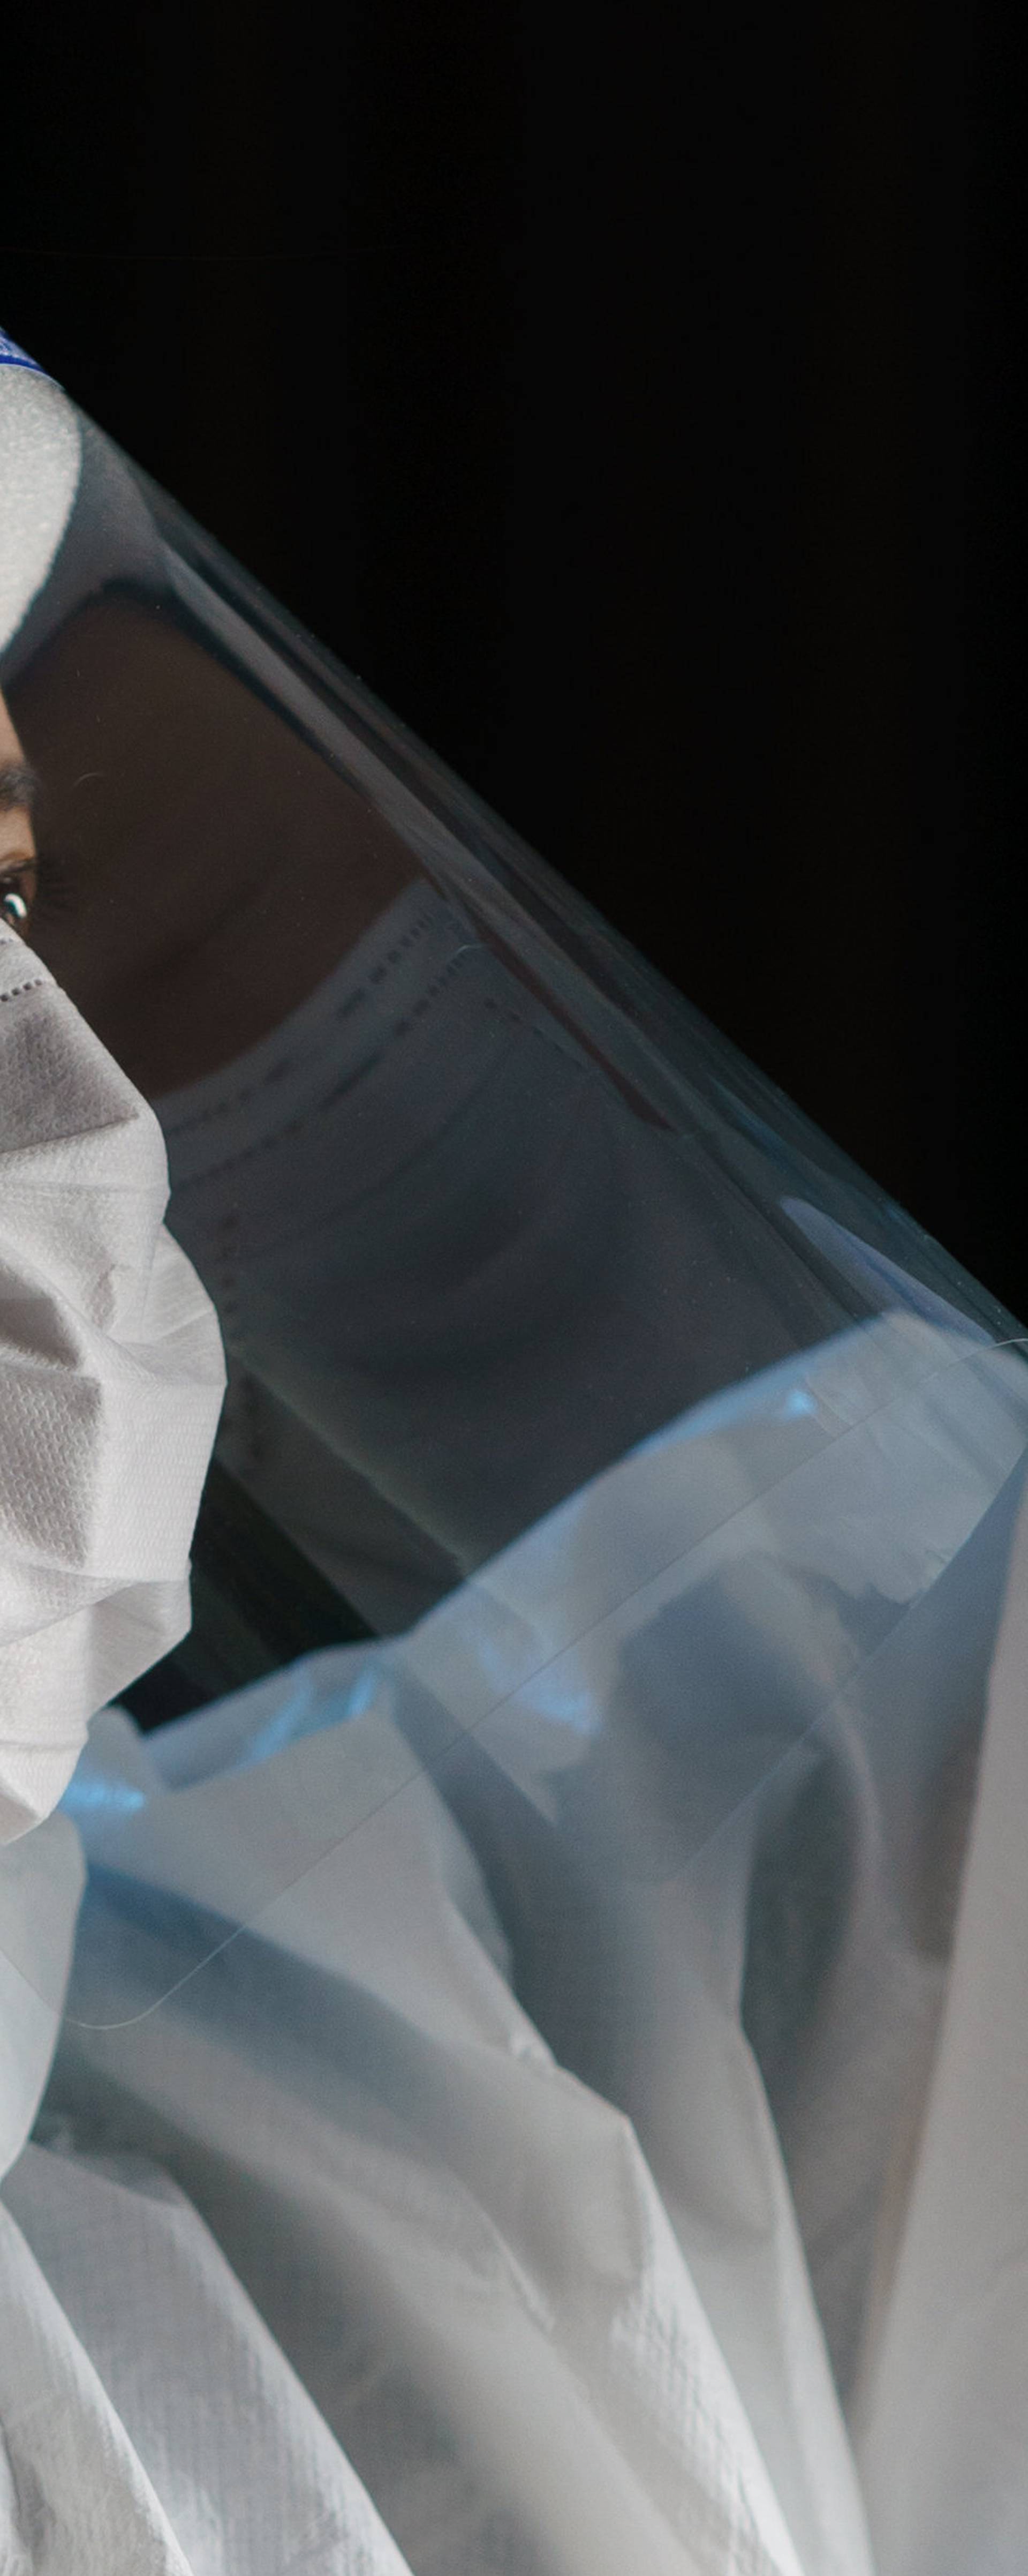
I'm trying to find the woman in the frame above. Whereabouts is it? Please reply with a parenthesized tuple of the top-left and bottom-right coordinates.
(4, 333, 1028, 2575)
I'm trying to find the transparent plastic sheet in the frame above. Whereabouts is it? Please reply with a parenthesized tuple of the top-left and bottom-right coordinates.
(3, 346, 1023, 1649)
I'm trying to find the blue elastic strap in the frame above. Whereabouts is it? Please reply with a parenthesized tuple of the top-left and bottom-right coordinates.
(0, 329, 43, 373)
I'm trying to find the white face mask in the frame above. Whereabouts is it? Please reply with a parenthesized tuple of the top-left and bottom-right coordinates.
(0, 930, 224, 1838)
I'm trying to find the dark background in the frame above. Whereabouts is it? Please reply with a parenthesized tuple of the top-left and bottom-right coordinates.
(1, 4, 1024, 1306)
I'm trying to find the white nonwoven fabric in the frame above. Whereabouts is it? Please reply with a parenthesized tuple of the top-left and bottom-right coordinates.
(0, 1754, 407, 2576)
(0, 929, 225, 1837)
(0, 2146, 413, 2576)
(0, 360, 81, 660)
(1, 341, 167, 686)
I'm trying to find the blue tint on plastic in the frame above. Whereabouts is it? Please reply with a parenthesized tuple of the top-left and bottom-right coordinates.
(61, 1774, 147, 1819)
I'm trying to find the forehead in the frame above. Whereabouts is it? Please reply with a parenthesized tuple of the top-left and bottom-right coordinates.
(0, 688, 23, 769)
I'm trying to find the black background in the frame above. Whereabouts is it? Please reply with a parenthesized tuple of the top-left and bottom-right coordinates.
(1, 4, 1024, 1308)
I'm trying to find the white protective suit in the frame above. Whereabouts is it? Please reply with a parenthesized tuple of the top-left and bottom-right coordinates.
(5, 328, 1028, 2576)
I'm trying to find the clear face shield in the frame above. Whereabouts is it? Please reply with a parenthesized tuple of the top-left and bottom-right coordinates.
(3, 335, 1027, 2572)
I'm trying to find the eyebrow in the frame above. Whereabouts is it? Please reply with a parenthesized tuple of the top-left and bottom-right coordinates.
(0, 759, 40, 817)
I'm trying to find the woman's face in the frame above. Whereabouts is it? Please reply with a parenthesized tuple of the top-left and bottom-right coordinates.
(8, 597, 418, 1094)
(0, 684, 38, 934)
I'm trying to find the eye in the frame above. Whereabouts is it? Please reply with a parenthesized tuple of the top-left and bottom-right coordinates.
(0, 864, 35, 932)
(0, 847, 71, 935)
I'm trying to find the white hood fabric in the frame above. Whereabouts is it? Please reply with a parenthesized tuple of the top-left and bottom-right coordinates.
(0, 928, 225, 1836)
(0, 348, 81, 662)
(1, 334, 165, 685)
